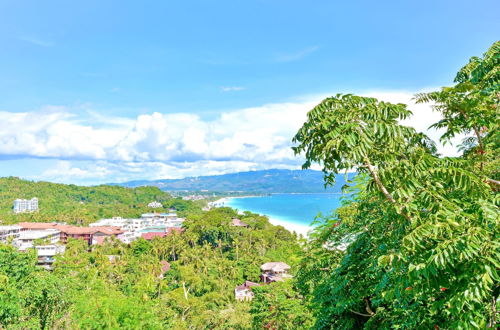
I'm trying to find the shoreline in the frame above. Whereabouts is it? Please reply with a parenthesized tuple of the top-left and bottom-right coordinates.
(224, 196, 315, 237)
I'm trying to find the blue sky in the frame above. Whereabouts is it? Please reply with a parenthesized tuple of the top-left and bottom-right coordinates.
(0, 0, 498, 184)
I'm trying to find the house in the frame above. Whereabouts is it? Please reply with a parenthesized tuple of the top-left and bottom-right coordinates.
(0, 225, 21, 243)
(235, 280, 260, 301)
(260, 262, 292, 283)
(231, 218, 249, 227)
(15, 229, 60, 250)
(159, 260, 171, 279)
(35, 245, 65, 270)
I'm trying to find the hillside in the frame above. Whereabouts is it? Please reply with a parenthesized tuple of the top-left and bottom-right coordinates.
(115, 169, 353, 193)
(0, 177, 181, 225)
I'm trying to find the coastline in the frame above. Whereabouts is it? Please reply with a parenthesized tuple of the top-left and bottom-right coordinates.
(224, 196, 315, 237)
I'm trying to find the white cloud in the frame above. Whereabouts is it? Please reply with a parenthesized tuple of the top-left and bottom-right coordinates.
(221, 86, 246, 92)
(274, 46, 320, 62)
(19, 36, 55, 47)
(0, 89, 465, 184)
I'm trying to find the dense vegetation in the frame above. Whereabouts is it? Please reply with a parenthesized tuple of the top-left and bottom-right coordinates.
(0, 177, 201, 225)
(116, 169, 352, 194)
(293, 41, 499, 328)
(0, 206, 308, 328)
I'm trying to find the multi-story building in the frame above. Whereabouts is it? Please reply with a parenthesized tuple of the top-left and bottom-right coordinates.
(13, 198, 39, 213)
(0, 225, 22, 243)
(18, 222, 124, 246)
(15, 229, 60, 250)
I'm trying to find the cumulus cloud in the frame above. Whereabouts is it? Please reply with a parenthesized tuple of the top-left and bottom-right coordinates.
(0, 89, 464, 184)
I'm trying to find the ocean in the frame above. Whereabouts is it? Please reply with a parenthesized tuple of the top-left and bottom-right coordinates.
(225, 193, 345, 235)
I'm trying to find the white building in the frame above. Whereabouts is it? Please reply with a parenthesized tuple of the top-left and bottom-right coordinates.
(35, 245, 66, 270)
(14, 229, 60, 251)
(0, 225, 22, 243)
(13, 198, 39, 213)
(148, 201, 163, 208)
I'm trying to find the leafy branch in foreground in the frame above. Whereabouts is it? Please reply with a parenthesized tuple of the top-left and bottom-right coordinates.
(293, 41, 499, 328)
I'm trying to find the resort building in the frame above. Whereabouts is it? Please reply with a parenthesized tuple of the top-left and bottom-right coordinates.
(18, 222, 124, 246)
(0, 225, 22, 243)
(260, 262, 292, 283)
(13, 198, 39, 213)
(15, 229, 60, 250)
(235, 281, 260, 301)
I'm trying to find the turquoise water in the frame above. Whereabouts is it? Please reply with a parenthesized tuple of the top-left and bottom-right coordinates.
(225, 193, 344, 227)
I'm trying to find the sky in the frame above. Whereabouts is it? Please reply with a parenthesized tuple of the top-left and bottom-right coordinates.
(0, 0, 498, 185)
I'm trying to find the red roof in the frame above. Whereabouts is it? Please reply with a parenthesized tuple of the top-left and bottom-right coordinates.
(141, 228, 183, 240)
(18, 222, 123, 236)
(19, 222, 59, 230)
(141, 232, 167, 240)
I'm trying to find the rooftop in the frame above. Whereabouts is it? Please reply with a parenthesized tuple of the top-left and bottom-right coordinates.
(18, 229, 60, 239)
(260, 262, 291, 272)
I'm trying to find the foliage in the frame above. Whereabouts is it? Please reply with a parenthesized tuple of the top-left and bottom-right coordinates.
(0, 177, 173, 225)
(250, 281, 314, 329)
(293, 42, 499, 328)
(0, 201, 304, 329)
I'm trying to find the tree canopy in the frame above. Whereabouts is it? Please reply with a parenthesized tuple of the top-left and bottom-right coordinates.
(293, 41, 499, 328)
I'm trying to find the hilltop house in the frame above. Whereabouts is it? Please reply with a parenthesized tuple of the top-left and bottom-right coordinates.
(260, 262, 292, 283)
(231, 218, 249, 227)
(235, 280, 260, 301)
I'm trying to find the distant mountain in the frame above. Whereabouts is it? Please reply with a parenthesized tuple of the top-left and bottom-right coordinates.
(114, 169, 354, 193)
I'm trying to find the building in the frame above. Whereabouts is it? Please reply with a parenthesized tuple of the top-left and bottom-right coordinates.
(18, 222, 124, 246)
(35, 245, 66, 270)
(15, 229, 60, 250)
(0, 225, 21, 243)
(148, 201, 163, 208)
(13, 198, 38, 213)
(260, 262, 292, 283)
(231, 218, 249, 227)
(141, 227, 183, 240)
(235, 281, 260, 301)
(159, 260, 171, 279)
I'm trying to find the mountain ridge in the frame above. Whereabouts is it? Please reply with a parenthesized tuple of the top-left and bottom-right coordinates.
(112, 169, 354, 193)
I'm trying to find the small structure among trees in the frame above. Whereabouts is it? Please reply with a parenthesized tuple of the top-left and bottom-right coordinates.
(234, 280, 260, 301)
(230, 218, 249, 227)
(260, 262, 292, 283)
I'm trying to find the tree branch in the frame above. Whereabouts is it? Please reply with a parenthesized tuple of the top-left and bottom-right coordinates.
(349, 309, 374, 317)
(364, 157, 412, 221)
(486, 178, 500, 187)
